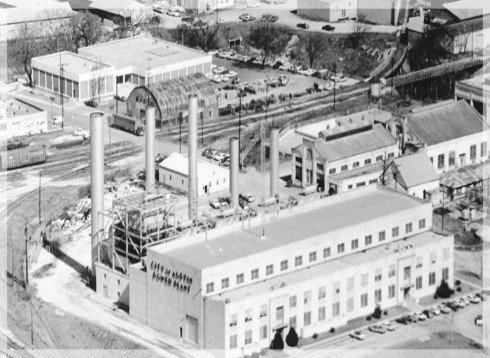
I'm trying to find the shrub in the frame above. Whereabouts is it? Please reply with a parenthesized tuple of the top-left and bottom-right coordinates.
(270, 330, 284, 350)
(436, 280, 454, 299)
(285, 327, 299, 347)
(366, 315, 372, 321)
(455, 279, 461, 286)
(373, 305, 382, 319)
(312, 333, 318, 339)
(330, 327, 335, 333)
(456, 287, 462, 292)
(434, 295, 439, 300)
(383, 310, 388, 316)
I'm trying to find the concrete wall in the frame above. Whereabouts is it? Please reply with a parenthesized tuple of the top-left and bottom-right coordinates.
(95, 263, 130, 307)
(158, 166, 228, 196)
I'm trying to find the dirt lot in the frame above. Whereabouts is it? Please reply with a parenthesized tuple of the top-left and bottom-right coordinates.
(395, 330, 482, 350)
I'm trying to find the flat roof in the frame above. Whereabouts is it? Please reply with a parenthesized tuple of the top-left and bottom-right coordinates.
(78, 35, 210, 73)
(154, 185, 427, 269)
(329, 160, 384, 181)
(32, 51, 109, 75)
(210, 231, 451, 303)
(158, 152, 227, 178)
(4, 98, 43, 118)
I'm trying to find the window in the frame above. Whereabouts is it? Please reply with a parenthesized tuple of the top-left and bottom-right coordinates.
(229, 313, 237, 327)
(378, 231, 386, 242)
(347, 297, 354, 312)
(348, 184, 353, 189)
(369, 179, 378, 184)
(405, 223, 412, 233)
(361, 293, 368, 307)
(329, 168, 336, 175)
(245, 309, 252, 322)
(304, 291, 311, 304)
(347, 277, 354, 291)
(251, 268, 259, 280)
(375, 269, 382, 282)
(389, 264, 396, 277)
(392, 227, 399, 237)
(333, 281, 340, 295)
(276, 307, 284, 322)
(388, 284, 395, 299)
(341, 164, 348, 171)
(376, 155, 383, 162)
(260, 305, 268, 318)
(416, 276, 422, 290)
(364, 158, 372, 165)
(437, 154, 445, 169)
(317, 163, 324, 171)
(280, 260, 288, 271)
(448, 150, 456, 166)
(429, 272, 436, 286)
(266, 264, 274, 275)
(353, 161, 360, 168)
(318, 286, 326, 299)
(289, 316, 297, 328)
(442, 267, 449, 281)
(361, 273, 368, 287)
(309, 251, 317, 262)
(470, 144, 477, 160)
(416, 256, 423, 269)
(356, 181, 366, 187)
(323, 247, 331, 258)
(481, 142, 487, 157)
(244, 330, 252, 345)
(351, 239, 359, 250)
(295, 156, 302, 163)
(236, 273, 244, 284)
(206, 282, 214, 293)
(337, 243, 345, 254)
(230, 334, 237, 349)
(374, 289, 382, 303)
(318, 306, 326, 321)
(221, 277, 229, 289)
(332, 302, 340, 317)
(403, 266, 411, 280)
(430, 156, 433, 163)
(289, 295, 297, 308)
(365, 235, 372, 246)
(443, 247, 450, 261)
(304, 311, 312, 326)
(260, 325, 267, 339)
(387, 152, 395, 158)
(430, 251, 436, 264)
(418, 219, 426, 229)
(295, 255, 303, 267)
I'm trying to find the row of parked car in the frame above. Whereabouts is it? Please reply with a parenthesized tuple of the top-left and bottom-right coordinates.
(209, 193, 255, 210)
(202, 148, 230, 166)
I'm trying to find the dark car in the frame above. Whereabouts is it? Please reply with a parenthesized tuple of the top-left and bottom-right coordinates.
(261, 14, 278, 22)
(297, 23, 309, 29)
(181, 16, 194, 23)
(84, 99, 98, 108)
(218, 197, 230, 206)
(322, 24, 335, 31)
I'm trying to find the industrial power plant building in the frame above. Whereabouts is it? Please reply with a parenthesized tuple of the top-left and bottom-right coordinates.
(31, 35, 212, 103)
(128, 185, 453, 357)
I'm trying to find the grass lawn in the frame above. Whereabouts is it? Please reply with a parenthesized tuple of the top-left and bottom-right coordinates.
(418, 281, 476, 307)
(395, 331, 482, 349)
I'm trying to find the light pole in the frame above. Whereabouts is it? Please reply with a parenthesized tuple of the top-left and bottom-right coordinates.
(59, 54, 67, 130)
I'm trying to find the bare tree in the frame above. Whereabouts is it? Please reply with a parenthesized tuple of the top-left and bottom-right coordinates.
(345, 14, 372, 48)
(67, 11, 105, 52)
(114, 8, 154, 38)
(8, 23, 39, 86)
(303, 32, 328, 68)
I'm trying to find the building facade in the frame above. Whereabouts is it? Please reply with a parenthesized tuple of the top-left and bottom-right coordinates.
(357, 0, 402, 25)
(0, 98, 48, 139)
(128, 185, 453, 357)
(297, 0, 356, 22)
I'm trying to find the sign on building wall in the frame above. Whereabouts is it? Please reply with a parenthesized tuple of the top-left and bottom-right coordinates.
(150, 260, 193, 294)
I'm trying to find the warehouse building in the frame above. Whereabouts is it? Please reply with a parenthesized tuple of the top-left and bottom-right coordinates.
(0, 98, 48, 139)
(126, 73, 218, 126)
(291, 123, 399, 194)
(158, 152, 228, 196)
(405, 100, 489, 174)
(31, 51, 115, 102)
(128, 185, 453, 357)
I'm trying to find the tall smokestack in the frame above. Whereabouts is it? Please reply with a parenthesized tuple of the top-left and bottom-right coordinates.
(145, 107, 156, 193)
(188, 95, 198, 222)
(270, 127, 279, 198)
(230, 137, 239, 208)
(90, 112, 104, 274)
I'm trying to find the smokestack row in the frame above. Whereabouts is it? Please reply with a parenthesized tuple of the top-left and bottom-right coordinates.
(145, 107, 156, 193)
(90, 112, 104, 274)
(188, 96, 198, 222)
(230, 137, 239, 208)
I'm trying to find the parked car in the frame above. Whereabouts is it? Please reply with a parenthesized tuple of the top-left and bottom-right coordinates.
(409, 313, 419, 322)
(239, 199, 250, 210)
(239, 193, 255, 203)
(415, 312, 427, 321)
(297, 23, 309, 29)
(475, 291, 485, 301)
(218, 197, 230, 207)
(239, 13, 250, 20)
(475, 314, 483, 326)
(382, 321, 396, 331)
(202, 148, 218, 159)
(84, 99, 98, 108)
(241, 14, 255, 21)
(369, 325, 387, 334)
(209, 199, 221, 209)
(322, 24, 335, 31)
(153, 6, 166, 13)
(213, 152, 227, 162)
(448, 301, 461, 310)
(52, 116, 64, 125)
(349, 331, 366, 340)
(438, 304, 451, 314)
(167, 10, 181, 17)
(73, 128, 90, 139)
(469, 295, 482, 304)
(260, 14, 278, 22)
(458, 298, 467, 308)
(181, 16, 194, 23)
(430, 306, 441, 316)
(396, 315, 411, 325)
(422, 309, 433, 319)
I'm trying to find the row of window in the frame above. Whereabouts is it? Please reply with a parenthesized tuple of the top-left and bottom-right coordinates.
(228, 268, 449, 349)
(327, 152, 395, 175)
(205, 219, 428, 294)
(432, 142, 487, 169)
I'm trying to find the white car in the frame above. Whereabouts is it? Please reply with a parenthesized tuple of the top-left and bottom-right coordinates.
(52, 116, 64, 125)
(462, 296, 471, 305)
(416, 312, 427, 321)
(430, 306, 441, 316)
(475, 314, 483, 326)
(349, 331, 366, 340)
(382, 321, 396, 331)
(469, 295, 482, 304)
(439, 304, 451, 314)
(73, 128, 90, 139)
(212, 153, 227, 162)
(167, 10, 181, 17)
(209, 199, 221, 209)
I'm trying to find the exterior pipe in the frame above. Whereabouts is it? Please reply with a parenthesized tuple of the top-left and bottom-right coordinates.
(145, 107, 156, 193)
(188, 95, 198, 222)
(90, 112, 104, 274)
(230, 137, 239, 209)
(270, 127, 279, 198)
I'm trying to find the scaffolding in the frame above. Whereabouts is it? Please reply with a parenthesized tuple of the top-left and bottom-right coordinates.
(99, 192, 178, 274)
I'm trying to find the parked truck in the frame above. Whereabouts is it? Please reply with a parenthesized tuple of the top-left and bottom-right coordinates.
(2, 144, 47, 170)
(110, 114, 145, 136)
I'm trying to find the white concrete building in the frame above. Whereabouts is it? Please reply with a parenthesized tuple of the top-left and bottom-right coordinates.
(158, 152, 229, 196)
(128, 185, 453, 357)
(0, 98, 48, 139)
(297, 0, 356, 22)
(405, 100, 489, 175)
(291, 123, 399, 194)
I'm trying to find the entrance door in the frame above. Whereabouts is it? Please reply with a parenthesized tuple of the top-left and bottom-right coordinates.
(459, 154, 466, 167)
(185, 315, 198, 344)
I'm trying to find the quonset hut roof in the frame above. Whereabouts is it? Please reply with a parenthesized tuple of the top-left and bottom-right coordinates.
(128, 73, 218, 118)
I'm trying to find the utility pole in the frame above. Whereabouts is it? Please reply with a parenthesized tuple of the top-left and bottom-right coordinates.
(24, 223, 29, 287)
(238, 92, 242, 169)
(38, 172, 41, 224)
(59, 54, 67, 130)
(332, 62, 337, 110)
(179, 113, 183, 154)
